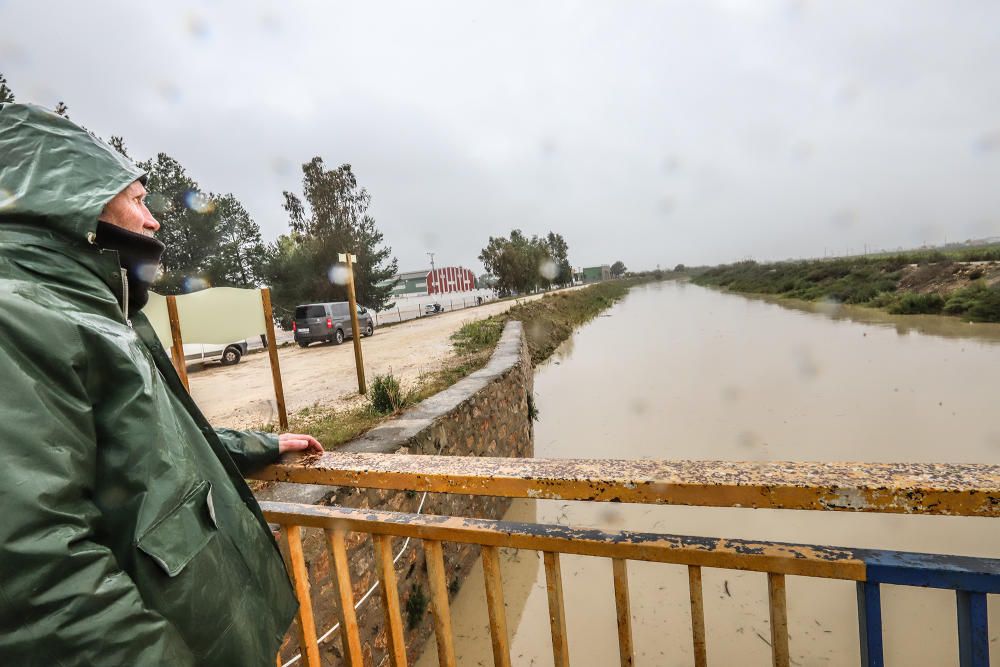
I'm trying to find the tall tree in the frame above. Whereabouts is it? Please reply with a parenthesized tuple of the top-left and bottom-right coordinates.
(0, 73, 14, 103)
(479, 229, 565, 296)
(611, 260, 627, 277)
(544, 231, 573, 286)
(266, 159, 398, 315)
(211, 193, 267, 287)
(138, 153, 221, 293)
(109, 136, 129, 159)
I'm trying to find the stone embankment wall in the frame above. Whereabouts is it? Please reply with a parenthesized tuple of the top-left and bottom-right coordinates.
(259, 321, 534, 666)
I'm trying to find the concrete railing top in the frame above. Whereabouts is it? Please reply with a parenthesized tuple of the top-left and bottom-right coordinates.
(254, 454, 1000, 517)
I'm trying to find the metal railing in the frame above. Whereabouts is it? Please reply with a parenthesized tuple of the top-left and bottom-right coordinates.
(254, 453, 1000, 667)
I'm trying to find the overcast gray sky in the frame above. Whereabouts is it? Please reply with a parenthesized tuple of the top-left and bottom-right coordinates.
(3, 0, 999, 272)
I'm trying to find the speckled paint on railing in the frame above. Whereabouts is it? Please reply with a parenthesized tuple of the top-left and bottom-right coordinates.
(253, 453, 1000, 517)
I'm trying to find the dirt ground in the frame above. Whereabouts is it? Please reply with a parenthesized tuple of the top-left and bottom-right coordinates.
(898, 260, 1000, 293)
(189, 294, 547, 429)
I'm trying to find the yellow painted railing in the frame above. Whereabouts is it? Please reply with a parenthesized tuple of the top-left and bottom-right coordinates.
(254, 453, 1000, 667)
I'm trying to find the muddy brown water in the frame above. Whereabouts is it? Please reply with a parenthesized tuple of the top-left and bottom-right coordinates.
(417, 281, 1000, 666)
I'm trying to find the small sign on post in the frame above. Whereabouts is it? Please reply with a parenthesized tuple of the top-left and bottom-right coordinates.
(338, 252, 367, 395)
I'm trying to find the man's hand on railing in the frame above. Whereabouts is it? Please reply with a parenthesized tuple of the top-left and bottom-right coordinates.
(277, 433, 324, 455)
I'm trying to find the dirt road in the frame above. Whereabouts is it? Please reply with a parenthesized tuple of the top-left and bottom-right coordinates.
(190, 294, 543, 428)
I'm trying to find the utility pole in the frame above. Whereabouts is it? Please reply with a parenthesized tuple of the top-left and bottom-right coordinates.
(339, 252, 366, 395)
(427, 252, 436, 294)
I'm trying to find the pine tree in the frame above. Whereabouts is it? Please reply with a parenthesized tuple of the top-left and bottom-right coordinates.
(0, 73, 14, 103)
(267, 159, 398, 313)
(138, 153, 221, 293)
(212, 193, 267, 287)
(109, 136, 129, 159)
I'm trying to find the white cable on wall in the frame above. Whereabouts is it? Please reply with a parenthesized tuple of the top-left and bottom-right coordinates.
(280, 490, 430, 667)
(281, 442, 444, 667)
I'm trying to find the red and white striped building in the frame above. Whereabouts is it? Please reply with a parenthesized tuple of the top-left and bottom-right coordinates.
(427, 266, 476, 294)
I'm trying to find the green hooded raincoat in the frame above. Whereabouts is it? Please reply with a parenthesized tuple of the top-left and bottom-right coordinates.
(0, 103, 297, 666)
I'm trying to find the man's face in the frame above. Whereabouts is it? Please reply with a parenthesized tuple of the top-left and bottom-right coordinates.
(99, 180, 160, 236)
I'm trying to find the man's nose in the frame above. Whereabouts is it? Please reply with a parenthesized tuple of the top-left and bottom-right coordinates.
(144, 207, 161, 232)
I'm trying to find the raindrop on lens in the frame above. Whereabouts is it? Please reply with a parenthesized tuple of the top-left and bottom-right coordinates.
(328, 265, 349, 286)
(145, 192, 171, 215)
(184, 190, 215, 214)
(135, 262, 160, 283)
(539, 259, 558, 281)
(183, 276, 209, 293)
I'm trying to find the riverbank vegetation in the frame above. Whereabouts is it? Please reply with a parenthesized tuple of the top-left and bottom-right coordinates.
(692, 249, 1000, 323)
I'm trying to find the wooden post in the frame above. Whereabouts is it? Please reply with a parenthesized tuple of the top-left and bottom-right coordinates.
(165, 295, 190, 391)
(260, 288, 288, 430)
(284, 524, 322, 667)
(611, 558, 634, 666)
(340, 253, 366, 395)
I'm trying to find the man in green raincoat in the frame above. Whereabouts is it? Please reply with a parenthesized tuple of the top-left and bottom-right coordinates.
(0, 103, 320, 665)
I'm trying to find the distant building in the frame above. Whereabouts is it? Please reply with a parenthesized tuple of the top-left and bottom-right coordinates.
(378, 269, 430, 296)
(577, 265, 611, 283)
(378, 266, 480, 297)
(428, 266, 476, 294)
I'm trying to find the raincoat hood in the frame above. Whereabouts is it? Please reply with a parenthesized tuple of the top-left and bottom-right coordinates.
(0, 102, 145, 243)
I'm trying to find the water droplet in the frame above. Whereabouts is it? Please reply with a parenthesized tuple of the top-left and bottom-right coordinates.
(134, 262, 160, 283)
(816, 297, 842, 317)
(0, 188, 15, 211)
(145, 192, 171, 215)
(183, 190, 215, 214)
(539, 259, 558, 281)
(184, 12, 211, 39)
(183, 276, 209, 293)
(328, 264, 349, 286)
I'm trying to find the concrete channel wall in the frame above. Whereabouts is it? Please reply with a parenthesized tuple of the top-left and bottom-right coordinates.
(260, 320, 534, 666)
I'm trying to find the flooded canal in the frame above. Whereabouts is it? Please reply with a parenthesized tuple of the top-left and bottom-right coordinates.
(419, 281, 1000, 666)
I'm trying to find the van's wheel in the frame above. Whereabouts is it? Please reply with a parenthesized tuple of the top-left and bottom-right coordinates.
(364, 324, 374, 337)
(220, 345, 242, 366)
(297, 341, 309, 348)
(334, 329, 345, 345)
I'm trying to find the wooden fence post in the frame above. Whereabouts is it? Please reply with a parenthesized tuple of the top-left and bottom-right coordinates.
(260, 288, 288, 430)
(165, 295, 189, 391)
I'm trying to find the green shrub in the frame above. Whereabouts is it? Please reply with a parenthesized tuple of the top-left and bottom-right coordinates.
(944, 283, 1000, 322)
(867, 292, 898, 309)
(368, 373, 404, 414)
(405, 584, 428, 630)
(888, 292, 945, 315)
(967, 288, 1000, 322)
(451, 317, 504, 355)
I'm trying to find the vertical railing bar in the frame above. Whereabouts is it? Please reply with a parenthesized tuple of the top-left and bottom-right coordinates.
(956, 590, 990, 667)
(373, 535, 409, 667)
(611, 558, 634, 666)
(687, 565, 708, 667)
(424, 540, 457, 667)
(543, 551, 571, 667)
(481, 545, 513, 667)
(283, 524, 322, 667)
(856, 582, 884, 667)
(767, 573, 790, 667)
(325, 528, 364, 666)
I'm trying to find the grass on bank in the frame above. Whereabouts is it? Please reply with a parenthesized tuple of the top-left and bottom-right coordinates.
(692, 255, 1000, 323)
(262, 279, 637, 455)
